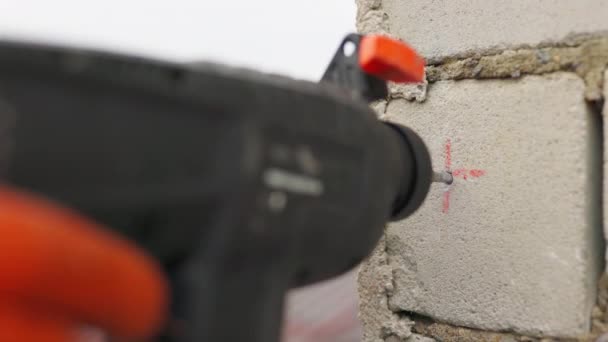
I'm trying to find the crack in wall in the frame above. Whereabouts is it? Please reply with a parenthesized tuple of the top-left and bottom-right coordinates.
(386, 37, 608, 111)
(426, 36, 608, 101)
(404, 279, 608, 342)
(587, 96, 607, 338)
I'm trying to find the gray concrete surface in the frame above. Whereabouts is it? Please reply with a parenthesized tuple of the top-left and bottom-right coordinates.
(360, 0, 608, 62)
(380, 73, 602, 337)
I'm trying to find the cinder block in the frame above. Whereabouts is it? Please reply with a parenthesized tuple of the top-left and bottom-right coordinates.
(378, 0, 608, 61)
(382, 73, 602, 337)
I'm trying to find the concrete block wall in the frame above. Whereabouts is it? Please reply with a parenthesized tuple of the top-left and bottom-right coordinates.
(356, 1, 608, 341)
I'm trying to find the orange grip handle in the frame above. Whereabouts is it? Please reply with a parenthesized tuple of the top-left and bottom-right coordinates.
(0, 186, 168, 340)
(359, 35, 425, 83)
(0, 304, 77, 342)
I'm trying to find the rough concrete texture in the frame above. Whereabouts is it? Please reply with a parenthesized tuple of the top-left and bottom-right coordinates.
(589, 274, 608, 341)
(426, 37, 608, 101)
(360, 0, 608, 64)
(380, 73, 602, 338)
(356, 1, 608, 339)
(355, 0, 430, 104)
(408, 277, 608, 342)
(358, 221, 430, 342)
(357, 0, 608, 100)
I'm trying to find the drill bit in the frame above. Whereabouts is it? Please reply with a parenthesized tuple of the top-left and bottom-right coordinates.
(432, 171, 453, 185)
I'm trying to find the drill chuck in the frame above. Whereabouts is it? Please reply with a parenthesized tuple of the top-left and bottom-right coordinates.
(383, 122, 432, 221)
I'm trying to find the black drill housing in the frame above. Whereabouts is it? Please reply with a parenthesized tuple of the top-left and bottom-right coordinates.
(0, 40, 431, 341)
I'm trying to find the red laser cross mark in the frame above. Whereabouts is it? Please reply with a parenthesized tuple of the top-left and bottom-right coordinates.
(442, 139, 486, 213)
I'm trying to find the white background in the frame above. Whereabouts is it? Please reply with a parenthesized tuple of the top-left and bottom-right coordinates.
(0, 1, 356, 80)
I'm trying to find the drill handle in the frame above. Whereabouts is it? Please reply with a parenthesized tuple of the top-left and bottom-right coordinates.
(169, 259, 288, 342)
(320, 33, 425, 102)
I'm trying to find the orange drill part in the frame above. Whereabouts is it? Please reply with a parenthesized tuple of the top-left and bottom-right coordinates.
(0, 304, 77, 342)
(0, 186, 169, 341)
(358, 35, 425, 83)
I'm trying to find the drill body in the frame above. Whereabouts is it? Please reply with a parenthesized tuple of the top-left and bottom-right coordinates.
(0, 35, 431, 341)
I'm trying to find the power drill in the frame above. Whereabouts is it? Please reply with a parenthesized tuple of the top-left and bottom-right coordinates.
(0, 33, 436, 341)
